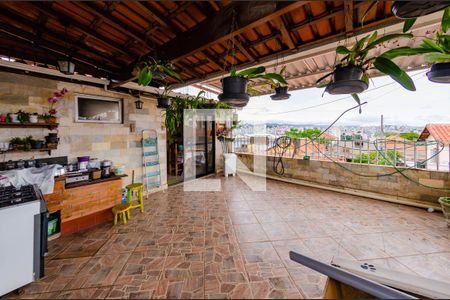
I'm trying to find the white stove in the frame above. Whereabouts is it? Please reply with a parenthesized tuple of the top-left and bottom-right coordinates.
(0, 185, 47, 296)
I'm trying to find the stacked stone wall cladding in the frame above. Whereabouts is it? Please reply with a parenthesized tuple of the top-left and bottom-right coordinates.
(0, 72, 167, 187)
(237, 153, 449, 205)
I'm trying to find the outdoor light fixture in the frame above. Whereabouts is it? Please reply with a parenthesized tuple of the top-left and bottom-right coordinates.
(58, 20, 75, 75)
(135, 99, 144, 109)
(57, 59, 75, 75)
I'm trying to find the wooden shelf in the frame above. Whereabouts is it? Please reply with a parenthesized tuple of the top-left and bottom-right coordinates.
(0, 122, 59, 130)
(0, 147, 56, 155)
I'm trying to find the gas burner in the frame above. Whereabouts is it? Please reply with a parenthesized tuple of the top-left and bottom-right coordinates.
(0, 185, 39, 208)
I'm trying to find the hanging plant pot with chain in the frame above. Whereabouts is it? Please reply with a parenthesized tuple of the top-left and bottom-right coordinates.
(157, 96, 171, 109)
(385, 6, 450, 84)
(271, 86, 291, 100)
(219, 66, 288, 107)
(268, 66, 291, 101)
(391, 1, 450, 19)
(325, 66, 368, 95)
(316, 31, 417, 109)
(218, 76, 250, 108)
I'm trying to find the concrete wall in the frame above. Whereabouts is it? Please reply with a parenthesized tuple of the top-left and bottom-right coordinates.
(0, 72, 167, 188)
(237, 153, 450, 206)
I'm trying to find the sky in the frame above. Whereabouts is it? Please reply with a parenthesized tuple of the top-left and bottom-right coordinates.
(176, 70, 450, 127)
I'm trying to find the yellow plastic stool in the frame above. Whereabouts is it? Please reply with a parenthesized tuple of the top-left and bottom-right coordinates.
(112, 203, 131, 225)
(126, 183, 144, 213)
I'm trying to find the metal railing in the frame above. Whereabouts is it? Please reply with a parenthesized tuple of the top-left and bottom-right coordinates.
(233, 136, 449, 171)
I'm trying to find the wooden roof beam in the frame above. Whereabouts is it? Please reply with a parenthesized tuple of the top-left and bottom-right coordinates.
(233, 35, 255, 61)
(0, 25, 121, 77)
(75, 2, 151, 48)
(0, 10, 123, 69)
(154, 1, 308, 63)
(344, 0, 354, 35)
(201, 51, 222, 70)
(273, 17, 295, 50)
(29, 2, 132, 58)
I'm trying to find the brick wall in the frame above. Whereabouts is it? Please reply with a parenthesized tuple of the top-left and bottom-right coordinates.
(237, 153, 450, 206)
(0, 72, 167, 188)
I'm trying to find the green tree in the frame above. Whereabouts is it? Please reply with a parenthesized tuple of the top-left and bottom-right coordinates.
(285, 128, 328, 144)
(352, 150, 402, 165)
(399, 132, 419, 141)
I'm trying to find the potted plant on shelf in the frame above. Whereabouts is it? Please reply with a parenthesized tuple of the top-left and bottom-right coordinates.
(384, 6, 450, 83)
(218, 66, 288, 108)
(17, 110, 30, 123)
(30, 138, 44, 149)
(9, 137, 24, 150)
(269, 66, 291, 101)
(45, 88, 67, 124)
(9, 112, 19, 123)
(29, 113, 39, 123)
(438, 197, 450, 227)
(316, 31, 416, 108)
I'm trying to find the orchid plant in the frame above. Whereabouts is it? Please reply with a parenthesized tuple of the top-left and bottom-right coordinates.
(46, 88, 68, 116)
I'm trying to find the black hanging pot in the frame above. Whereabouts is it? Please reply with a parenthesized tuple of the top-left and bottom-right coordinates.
(45, 133, 59, 144)
(326, 66, 368, 95)
(391, 1, 450, 19)
(270, 86, 291, 101)
(426, 62, 450, 83)
(157, 96, 171, 109)
(218, 76, 249, 108)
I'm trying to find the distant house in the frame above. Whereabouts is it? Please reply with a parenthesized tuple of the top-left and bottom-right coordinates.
(418, 124, 450, 171)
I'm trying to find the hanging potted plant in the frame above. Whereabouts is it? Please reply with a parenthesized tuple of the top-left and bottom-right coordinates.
(219, 66, 287, 108)
(155, 85, 173, 109)
(137, 58, 182, 86)
(269, 66, 291, 101)
(384, 7, 450, 83)
(316, 31, 416, 108)
(391, 1, 449, 19)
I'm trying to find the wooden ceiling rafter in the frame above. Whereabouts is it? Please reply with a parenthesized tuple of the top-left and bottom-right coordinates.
(0, 10, 123, 70)
(0, 23, 120, 78)
(153, 1, 308, 64)
(273, 16, 295, 50)
(344, 0, 354, 35)
(29, 2, 133, 58)
(75, 2, 152, 50)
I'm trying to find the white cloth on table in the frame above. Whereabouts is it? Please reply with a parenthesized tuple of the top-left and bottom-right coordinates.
(0, 164, 60, 194)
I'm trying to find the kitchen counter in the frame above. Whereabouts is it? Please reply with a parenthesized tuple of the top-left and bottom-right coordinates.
(44, 173, 128, 235)
(61, 174, 127, 189)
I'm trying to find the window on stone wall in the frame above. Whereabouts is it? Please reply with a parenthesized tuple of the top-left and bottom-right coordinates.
(75, 94, 123, 124)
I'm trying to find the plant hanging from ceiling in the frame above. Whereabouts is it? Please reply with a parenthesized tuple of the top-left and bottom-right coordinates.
(137, 58, 182, 86)
(384, 6, 450, 83)
(316, 32, 416, 111)
(218, 66, 288, 108)
(268, 66, 291, 101)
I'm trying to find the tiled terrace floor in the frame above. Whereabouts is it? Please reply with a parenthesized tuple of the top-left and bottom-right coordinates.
(7, 176, 450, 299)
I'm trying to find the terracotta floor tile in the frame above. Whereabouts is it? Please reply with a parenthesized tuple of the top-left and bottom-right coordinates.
(234, 224, 269, 243)
(261, 222, 298, 241)
(8, 176, 448, 299)
(65, 253, 131, 289)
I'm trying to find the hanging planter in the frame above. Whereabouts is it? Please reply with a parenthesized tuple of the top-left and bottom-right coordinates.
(325, 66, 368, 95)
(267, 66, 291, 101)
(391, 1, 450, 19)
(427, 62, 450, 83)
(385, 7, 450, 84)
(218, 76, 250, 108)
(317, 31, 416, 108)
(219, 66, 288, 108)
(157, 96, 171, 109)
(270, 86, 291, 100)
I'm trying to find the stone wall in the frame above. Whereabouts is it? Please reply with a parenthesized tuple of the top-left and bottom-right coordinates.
(237, 153, 450, 206)
(0, 72, 167, 188)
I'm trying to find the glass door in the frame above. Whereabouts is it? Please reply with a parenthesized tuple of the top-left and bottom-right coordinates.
(194, 119, 215, 178)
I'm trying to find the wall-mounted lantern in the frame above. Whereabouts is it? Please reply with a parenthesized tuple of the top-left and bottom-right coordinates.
(135, 99, 144, 109)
